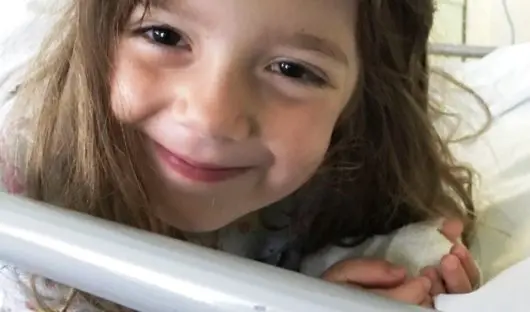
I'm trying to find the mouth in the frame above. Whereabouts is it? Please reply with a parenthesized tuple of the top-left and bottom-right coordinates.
(154, 143, 251, 183)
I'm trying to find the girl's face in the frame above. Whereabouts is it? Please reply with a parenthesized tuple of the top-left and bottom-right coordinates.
(111, 0, 359, 232)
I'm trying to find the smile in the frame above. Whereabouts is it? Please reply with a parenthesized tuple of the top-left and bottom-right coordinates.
(154, 143, 250, 183)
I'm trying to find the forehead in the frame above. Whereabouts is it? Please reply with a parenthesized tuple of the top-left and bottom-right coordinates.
(145, 0, 357, 26)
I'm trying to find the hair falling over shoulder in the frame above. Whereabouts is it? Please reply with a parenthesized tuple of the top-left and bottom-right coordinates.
(11, 0, 488, 311)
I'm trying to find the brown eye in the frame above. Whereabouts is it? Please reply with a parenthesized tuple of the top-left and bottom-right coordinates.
(278, 62, 306, 79)
(143, 26, 188, 48)
(268, 61, 327, 87)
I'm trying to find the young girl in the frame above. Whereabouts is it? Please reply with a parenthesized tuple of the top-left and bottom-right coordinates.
(0, 0, 481, 311)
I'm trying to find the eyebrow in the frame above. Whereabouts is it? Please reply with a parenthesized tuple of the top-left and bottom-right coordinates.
(288, 33, 350, 66)
(145, 0, 171, 10)
(143, 0, 204, 25)
(146, 0, 197, 16)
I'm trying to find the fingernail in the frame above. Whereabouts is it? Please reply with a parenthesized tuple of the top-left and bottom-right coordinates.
(437, 218, 447, 231)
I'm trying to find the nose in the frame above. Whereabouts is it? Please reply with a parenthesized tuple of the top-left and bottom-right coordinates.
(177, 62, 256, 142)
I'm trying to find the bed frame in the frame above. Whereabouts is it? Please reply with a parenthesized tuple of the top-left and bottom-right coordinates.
(429, 43, 497, 59)
(0, 193, 428, 312)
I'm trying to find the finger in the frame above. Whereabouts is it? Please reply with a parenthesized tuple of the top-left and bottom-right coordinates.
(440, 254, 472, 294)
(420, 266, 446, 296)
(451, 244, 480, 288)
(420, 296, 434, 309)
(372, 277, 431, 305)
(439, 219, 464, 243)
(322, 259, 406, 288)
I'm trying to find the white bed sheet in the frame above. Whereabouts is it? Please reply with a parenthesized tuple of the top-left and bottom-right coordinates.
(435, 43, 530, 281)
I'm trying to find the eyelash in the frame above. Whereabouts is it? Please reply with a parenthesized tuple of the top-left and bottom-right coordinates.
(266, 61, 328, 87)
(136, 26, 329, 88)
(137, 25, 190, 49)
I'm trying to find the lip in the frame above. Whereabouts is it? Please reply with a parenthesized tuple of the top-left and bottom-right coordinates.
(154, 143, 250, 183)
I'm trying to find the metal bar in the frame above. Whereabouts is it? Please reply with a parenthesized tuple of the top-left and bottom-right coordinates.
(429, 43, 498, 58)
(462, 0, 468, 45)
(0, 193, 427, 312)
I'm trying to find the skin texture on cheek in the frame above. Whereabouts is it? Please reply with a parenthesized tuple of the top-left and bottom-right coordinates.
(260, 98, 343, 188)
(110, 40, 167, 123)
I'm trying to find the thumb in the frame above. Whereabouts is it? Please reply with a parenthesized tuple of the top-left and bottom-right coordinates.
(322, 259, 406, 288)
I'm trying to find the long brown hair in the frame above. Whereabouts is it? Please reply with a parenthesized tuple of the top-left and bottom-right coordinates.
(16, 1, 172, 234)
(9, 0, 481, 310)
(296, 1, 478, 253)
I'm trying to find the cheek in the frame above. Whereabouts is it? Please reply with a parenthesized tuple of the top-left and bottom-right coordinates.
(110, 44, 165, 124)
(263, 102, 341, 188)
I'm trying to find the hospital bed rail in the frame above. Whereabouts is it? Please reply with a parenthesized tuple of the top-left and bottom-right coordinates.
(0, 193, 428, 312)
(429, 43, 497, 58)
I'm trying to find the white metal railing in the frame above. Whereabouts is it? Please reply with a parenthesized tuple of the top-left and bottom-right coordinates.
(429, 43, 498, 58)
(0, 193, 427, 312)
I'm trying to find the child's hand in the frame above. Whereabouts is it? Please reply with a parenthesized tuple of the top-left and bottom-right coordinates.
(322, 259, 433, 307)
(420, 219, 480, 297)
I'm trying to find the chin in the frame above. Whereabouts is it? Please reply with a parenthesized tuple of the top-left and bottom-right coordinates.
(180, 217, 239, 233)
(156, 199, 253, 233)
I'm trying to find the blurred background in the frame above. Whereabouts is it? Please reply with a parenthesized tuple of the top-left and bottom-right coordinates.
(431, 0, 528, 62)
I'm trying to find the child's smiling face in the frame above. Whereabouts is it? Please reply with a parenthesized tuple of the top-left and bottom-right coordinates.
(110, 0, 359, 232)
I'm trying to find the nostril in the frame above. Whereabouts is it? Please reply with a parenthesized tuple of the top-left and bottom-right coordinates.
(179, 110, 255, 142)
